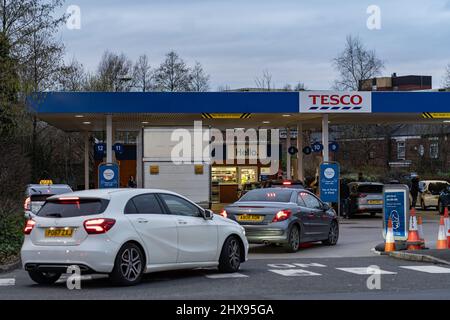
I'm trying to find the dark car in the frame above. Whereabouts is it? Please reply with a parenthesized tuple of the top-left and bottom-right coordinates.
(438, 185, 450, 215)
(24, 183, 73, 215)
(222, 188, 339, 252)
(344, 182, 384, 217)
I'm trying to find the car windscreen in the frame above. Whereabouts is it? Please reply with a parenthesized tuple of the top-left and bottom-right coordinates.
(239, 189, 293, 202)
(357, 185, 383, 194)
(429, 183, 448, 195)
(37, 198, 109, 218)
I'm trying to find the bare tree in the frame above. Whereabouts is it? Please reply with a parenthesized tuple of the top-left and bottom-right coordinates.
(154, 51, 192, 92)
(255, 69, 273, 90)
(443, 63, 450, 89)
(133, 54, 153, 92)
(57, 59, 87, 91)
(190, 62, 210, 92)
(91, 51, 133, 92)
(282, 82, 306, 91)
(333, 35, 385, 90)
(217, 84, 231, 91)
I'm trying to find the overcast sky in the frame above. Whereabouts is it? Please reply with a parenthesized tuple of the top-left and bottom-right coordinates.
(59, 0, 450, 90)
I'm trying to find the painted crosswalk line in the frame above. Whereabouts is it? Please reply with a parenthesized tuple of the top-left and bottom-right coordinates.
(399, 265, 450, 274)
(205, 273, 249, 279)
(0, 278, 15, 286)
(269, 269, 321, 277)
(267, 263, 327, 269)
(336, 267, 396, 275)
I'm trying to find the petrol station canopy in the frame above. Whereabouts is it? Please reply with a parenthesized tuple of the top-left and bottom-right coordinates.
(29, 91, 450, 131)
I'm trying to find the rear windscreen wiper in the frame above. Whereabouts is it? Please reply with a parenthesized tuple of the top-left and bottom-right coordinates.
(44, 213, 62, 218)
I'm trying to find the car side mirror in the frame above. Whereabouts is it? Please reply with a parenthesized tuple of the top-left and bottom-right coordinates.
(322, 203, 330, 211)
(203, 209, 214, 220)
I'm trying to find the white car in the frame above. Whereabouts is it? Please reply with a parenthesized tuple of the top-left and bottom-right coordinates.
(419, 180, 450, 210)
(21, 189, 248, 286)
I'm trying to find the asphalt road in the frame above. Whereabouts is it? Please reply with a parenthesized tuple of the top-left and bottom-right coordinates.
(1, 213, 448, 300)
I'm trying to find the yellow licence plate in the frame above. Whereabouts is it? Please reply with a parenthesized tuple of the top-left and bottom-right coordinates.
(368, 200, 383, 205)
(45, 228, 74, 237)
(237, 214, 264, 222)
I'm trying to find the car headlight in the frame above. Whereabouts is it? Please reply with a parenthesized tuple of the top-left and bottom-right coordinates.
(240, 226, 245, 235)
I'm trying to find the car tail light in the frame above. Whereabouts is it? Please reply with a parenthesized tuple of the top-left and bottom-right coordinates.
(84, 218, 116, 234)
(24, 197, 31, 211)
(219, 209, 227, 218)
(23, 219, 36, 235)
(283, 181, 292, 185)
(272, 209, 292, 222)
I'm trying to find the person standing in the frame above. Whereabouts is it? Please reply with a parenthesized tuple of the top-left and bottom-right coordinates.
(410, 176, 419, 209)
(128, 176, 137, 188)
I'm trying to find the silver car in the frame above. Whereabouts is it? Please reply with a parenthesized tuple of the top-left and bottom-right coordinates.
(345, 182, 384, 217)
(222, 188, 339, 252)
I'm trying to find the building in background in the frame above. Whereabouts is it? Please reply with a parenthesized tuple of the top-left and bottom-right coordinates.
(359, 73, 432, 91)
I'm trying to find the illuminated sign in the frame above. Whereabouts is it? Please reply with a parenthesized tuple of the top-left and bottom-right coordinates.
(300, 91, 372, 113)
(202, 113, 251, 119)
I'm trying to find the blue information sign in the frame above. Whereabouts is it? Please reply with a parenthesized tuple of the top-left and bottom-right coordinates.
(383, 185, 409, 240)
(98, 163, 120, 188)
(114, 143, 125, 155)
(319, 162, 340, 203)
(312, 142, 324, 153)
(329, 142, 339, 152)
(94, 143, 106, 157)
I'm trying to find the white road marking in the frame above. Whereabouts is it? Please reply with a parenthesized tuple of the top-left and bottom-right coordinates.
(267, 263, 327, 269)
(399, 265, 450, 274)
(269, 269, 322, 276)
(205, 273, 248, 279)
(336, 267, 396, 275)
(0, 278, 15, 286)
(56, 275, 94, 284)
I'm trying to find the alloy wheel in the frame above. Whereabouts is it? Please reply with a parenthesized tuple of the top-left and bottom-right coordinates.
(228, 239, 241, 270)
(120, 248, 142, 282)
(328, 222, 339, 245)
(289, 227, 300, 251)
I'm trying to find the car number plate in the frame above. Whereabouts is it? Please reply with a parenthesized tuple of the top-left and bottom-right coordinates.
(237, 214, 264, 222)
(368, 200, 383, 205)
(45, 228, 74, 237)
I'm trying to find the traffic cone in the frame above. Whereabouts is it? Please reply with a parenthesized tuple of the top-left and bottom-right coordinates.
(436, 216, 448, 250)
(417, 216, 426, 249)
(406, 208, 421, 250)
(384, 218, 396, 252)
(444, 207, 450, 249)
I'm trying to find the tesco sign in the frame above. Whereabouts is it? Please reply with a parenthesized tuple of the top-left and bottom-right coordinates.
(300, 91, 372, 113)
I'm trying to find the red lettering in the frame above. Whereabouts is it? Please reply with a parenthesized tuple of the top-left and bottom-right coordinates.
(351, 95, 363, 105)
(309, 95, 320, 104)
(321, 95, 330, 105)
(330, 95, 340, 105)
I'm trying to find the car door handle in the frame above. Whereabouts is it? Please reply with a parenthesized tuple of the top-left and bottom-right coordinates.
(177, 220, 188, 225)
(137, 218, 148, 223)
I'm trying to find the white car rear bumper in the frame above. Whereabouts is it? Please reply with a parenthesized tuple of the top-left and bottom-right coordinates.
(21, 235, 120, 274)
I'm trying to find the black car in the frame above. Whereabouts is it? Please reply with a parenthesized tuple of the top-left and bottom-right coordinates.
(438, 185, 450, 215)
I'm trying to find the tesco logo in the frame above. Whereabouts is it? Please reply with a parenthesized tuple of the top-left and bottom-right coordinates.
(300, 91, 372, 113)
(308, 94, 363, 106)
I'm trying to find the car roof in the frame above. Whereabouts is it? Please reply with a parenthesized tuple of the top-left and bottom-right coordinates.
(349, 182, 384, 186)
(46, 188, 182, 200)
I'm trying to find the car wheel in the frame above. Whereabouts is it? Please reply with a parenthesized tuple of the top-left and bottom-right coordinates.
(109, 243, 144, 286)
(322, 221, 339, 246)
(28, 270, 61, 285)
(284, 225, 300, 253)
(218, 236, 241, 273)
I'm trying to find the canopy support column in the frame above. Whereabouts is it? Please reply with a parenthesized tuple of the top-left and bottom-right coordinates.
(106, 114, 113, 163)
(136, 128, 143, 188)
(322, 114, 329, 162)
(286, 127, 292, 180)
(84, 131, 89, 190)
(296, 122, 304, 182)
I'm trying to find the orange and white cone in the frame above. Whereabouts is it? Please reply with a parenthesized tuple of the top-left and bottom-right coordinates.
(406, 208, 421, 250)
(385, 218, 396, 252)
(444, 207, 450, 249)
(437, 216, 448, 250)
(417, 216, 425, 249)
